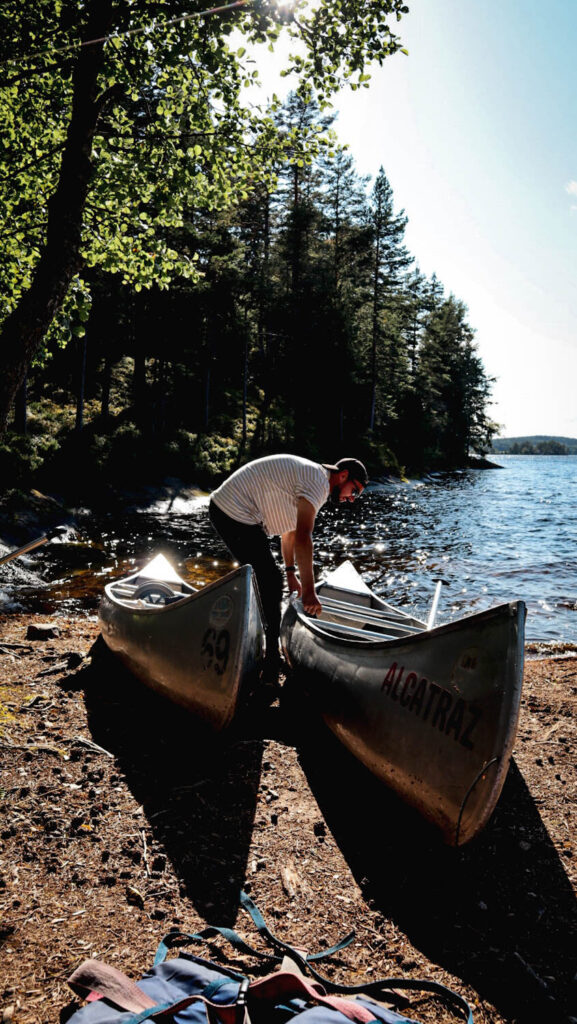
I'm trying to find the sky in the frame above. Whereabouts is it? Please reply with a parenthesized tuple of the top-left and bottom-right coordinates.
(249, 0, 577, 439)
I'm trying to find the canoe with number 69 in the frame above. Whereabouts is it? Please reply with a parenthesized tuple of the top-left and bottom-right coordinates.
(99, 554, 265, 729)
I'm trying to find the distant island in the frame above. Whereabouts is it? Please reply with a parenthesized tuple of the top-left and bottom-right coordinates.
(492, 435, 577, 455)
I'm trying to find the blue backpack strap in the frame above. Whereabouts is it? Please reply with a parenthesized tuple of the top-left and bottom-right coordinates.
(239, 890, 355, 963)
(120, 1002, 176, 1023)
(282, 961, 473, 1023)
(239, 892, 472, 1024)
(264, 947, 473, 1024)
(154, 924, 279, 967)
(348, 978, 472, 1024)
(155, 893, 354, 968)
(155, 893, 472, 1023)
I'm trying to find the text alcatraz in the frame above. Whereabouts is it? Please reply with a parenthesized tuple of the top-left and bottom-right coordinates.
(381, 662, 482, 750)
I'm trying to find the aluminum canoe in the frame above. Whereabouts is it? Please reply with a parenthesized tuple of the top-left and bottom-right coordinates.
(99, 554, 265, 729)
(280, 561, 526, 845)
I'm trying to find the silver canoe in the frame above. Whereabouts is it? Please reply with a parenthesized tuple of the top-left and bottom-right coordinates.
(280, 561, 526, 846)
(99, 554, 265, 729)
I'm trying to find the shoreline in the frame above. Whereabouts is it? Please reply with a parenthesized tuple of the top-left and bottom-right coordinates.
(525, 640, 577, 660)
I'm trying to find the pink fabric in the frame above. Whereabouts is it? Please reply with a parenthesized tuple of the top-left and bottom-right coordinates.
(249, 971, 377, 1023)
(68, 960, 156, 1012)
(68, 959, 377, 1024)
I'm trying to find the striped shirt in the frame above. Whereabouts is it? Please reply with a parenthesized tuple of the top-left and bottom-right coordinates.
(211, 455, 330, 536)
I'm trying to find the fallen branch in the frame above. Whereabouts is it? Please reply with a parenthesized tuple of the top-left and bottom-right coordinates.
(70, 736, 114, 757)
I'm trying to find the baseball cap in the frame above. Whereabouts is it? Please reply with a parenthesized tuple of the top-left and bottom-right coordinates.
(322, 458, 369, 486)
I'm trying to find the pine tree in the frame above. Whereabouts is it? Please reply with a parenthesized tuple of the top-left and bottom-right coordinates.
(417, 295, 495, 466)
(366, 167, 413, 434)
(311, 147, 372, 442)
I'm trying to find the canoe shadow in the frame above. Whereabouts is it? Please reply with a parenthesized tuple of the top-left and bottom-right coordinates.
(77, 637, 265, 926)
(287, 685, 577, 1024)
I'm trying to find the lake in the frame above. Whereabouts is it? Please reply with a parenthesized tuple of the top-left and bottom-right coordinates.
(2, 455, 576, 644)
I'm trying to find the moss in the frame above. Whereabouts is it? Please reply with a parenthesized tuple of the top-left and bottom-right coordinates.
(350, 436, 403, 480)
(1, 392, 407, 500)
(0, 433, 60, 489)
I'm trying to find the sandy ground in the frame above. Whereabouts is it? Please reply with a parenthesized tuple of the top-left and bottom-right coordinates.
(0, 613, 576, 1024)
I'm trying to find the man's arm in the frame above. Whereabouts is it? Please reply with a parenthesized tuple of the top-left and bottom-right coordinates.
(281, 531, 301, 597)
(281, 497, 322, 617)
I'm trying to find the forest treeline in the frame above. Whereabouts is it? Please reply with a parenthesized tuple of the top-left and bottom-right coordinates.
(2, 91, 496, 495)
(1, 2, 497, 497)
(498, 440, 572, 455)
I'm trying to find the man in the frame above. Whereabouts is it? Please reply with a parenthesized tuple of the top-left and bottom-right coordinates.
(208, 454, 368, 673)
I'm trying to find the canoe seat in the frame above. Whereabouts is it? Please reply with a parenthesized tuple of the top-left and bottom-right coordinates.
(315, 618, 400, 642)
(111, 581, 187, 606)
(319, 593, 423, 627)
(319, 584, 372, 608)
(134, 580, 185, 605)
(320, 605, 422, 637)
(112, 583, 139, 598)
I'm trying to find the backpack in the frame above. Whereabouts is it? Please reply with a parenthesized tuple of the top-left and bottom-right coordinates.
(66, 891, 473, 1024)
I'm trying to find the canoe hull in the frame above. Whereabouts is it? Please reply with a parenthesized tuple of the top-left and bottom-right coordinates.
(99, 563, 265, 730)
(281, 584, 525, 845)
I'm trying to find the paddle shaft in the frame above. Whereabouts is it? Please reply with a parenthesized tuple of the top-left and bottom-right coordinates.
(0, 527, 66, 567)
(426, 579, 445, 630)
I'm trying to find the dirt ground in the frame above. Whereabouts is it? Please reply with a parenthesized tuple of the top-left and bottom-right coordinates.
(0, 613, 575, 1024)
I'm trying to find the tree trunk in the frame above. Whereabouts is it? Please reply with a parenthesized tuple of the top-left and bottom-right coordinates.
(290, 167, 301, 296)
(257, 193, 270, 357)
(101, 353, 112, 420)
(152, 358, 167, 437)
(241, 315, 249, 450)
(133, 353, 147, 424)
(0, 0, 114, 433)
(75, 336, 88, 432)
(369, 236, 381, 434)
(202, 320, 212, 431)
(13, 377, 28, 435)
(203, 359, 211, 432)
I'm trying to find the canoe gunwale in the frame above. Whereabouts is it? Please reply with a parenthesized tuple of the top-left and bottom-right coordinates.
(290, 593, 525, 649)
(103, 563, 251, 615)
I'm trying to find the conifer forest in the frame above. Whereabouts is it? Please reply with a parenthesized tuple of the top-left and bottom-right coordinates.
(0, 1, 497, 494)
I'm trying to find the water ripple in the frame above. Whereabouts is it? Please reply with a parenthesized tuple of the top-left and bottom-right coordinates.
(4, 456, 576, 643)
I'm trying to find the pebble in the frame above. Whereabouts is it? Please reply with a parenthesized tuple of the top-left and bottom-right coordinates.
(26, 624, 60, 640)
(126, 886, 145, 908)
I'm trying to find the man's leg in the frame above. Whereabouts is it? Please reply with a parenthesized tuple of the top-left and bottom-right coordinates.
(208, 501, 283, 659)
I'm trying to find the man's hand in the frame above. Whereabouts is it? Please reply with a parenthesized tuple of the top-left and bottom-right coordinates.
(287, 569, 302, 597)
(302, 586, 322, 618)
(282, 499, 320, 615)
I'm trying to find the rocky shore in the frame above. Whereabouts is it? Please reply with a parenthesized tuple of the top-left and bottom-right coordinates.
(0, 613, 576, 1024)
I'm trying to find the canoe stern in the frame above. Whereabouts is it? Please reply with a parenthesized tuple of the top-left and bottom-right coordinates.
(100, 564, 265, 729)
(282, 596, 526, 846)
